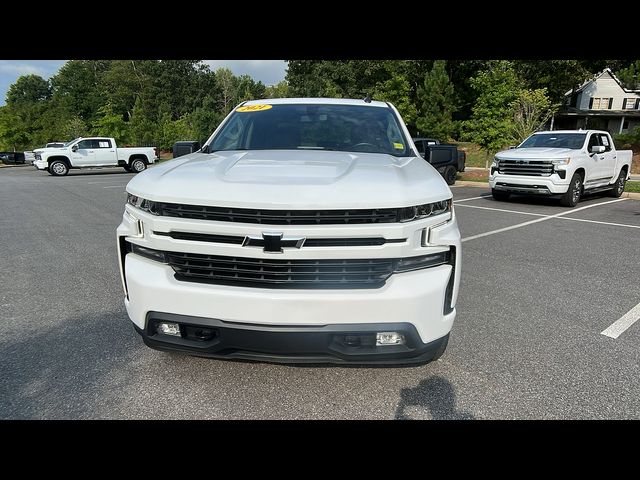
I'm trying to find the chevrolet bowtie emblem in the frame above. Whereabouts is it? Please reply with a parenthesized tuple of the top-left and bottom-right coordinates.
(243, 232, 306, 253)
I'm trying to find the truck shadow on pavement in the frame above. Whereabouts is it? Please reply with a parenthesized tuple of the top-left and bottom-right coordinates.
(394, 375, 475, 420)
(0, 310, 139, 419)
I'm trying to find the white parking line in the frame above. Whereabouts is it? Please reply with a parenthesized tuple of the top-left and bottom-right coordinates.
(88, 181, 131, 184)
(559, 217, 640, 230)
(601, 302, 640, 339)
(461, 198, 628, 242)
(455, 204, 547, 217)
(453, 196, 491, 203)
(456, 202, 640, 230)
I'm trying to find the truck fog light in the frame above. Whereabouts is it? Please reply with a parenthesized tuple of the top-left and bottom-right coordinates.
(158, 322, 181, 336)
(376, 332, 405, 346)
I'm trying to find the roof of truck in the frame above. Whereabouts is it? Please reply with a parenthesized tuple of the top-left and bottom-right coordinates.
(533, 130, 609, 135)
(242, 98, 389, 108)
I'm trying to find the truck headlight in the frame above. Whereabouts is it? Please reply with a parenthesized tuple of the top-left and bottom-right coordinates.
(127, 193, 159, 215)
(551, 158, 571, 167)
(399, 199, 452, 222)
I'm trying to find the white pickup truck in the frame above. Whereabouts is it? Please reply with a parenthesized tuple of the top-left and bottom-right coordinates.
(33, 137, 158, 176)
(489, 130, 633, 207)
(117, 98, 461, 365)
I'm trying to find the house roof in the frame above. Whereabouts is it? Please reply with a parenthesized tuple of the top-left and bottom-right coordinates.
(564, 68, 640, 96)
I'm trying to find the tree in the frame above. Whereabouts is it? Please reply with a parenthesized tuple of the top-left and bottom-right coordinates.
(373, 73, 418, 129)
(215, 68, 236, 114)
(62, 117, 88, 139)
(510, 88, 557, 144)
(415, 61, 456, 140)
(6, 75, 51, 105)
(514, 60, 591, 103)
(0, 106, 29, 150)
(616, 61, 640, 90)
(92, 104, 131, 144)
(264, 81, 290, 98)
(463, 61, 522, 157)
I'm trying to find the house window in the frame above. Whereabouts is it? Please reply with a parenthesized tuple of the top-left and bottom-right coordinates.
(624, 98, 638, 109)
(591, 97, 612, 110)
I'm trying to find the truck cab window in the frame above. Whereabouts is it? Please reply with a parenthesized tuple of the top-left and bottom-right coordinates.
(598, 134, 611, 152)
(587, 134, 600, 151)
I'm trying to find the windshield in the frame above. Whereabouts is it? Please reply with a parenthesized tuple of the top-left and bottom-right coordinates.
(63, 138, 81, 147)
(519, 133, 586, 149)
(209, 103, 412, 156)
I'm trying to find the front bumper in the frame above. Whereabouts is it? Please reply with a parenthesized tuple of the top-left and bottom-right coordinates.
(489, 172, 569, 194)
(33, 160, 48, 170)
(124, 253, 456, 349)
(117, 203, 461, 364)
(136, 312, 449, 365)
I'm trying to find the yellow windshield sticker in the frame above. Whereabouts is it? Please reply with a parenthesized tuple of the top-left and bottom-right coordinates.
(236, 104, 273, 112)
(393, 142, 404, 149)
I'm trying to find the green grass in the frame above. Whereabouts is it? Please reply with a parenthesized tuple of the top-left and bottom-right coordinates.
(625, 181, 640, 193)
(453, 142, 492, 168)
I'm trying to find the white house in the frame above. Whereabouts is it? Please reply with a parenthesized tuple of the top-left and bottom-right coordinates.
(554, 68, 640, 135)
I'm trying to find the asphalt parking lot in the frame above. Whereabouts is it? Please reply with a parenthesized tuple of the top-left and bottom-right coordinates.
(1, 166, 640, 419)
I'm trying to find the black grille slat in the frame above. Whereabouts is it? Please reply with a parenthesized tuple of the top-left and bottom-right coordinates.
(158, 203, 400, 225)
(165, 252, 396, 289)
(498, 160, 554, 177)
(153, 231, 404, 247)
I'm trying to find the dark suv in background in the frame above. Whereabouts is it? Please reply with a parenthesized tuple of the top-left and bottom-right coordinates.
(413, 138, 465, 185)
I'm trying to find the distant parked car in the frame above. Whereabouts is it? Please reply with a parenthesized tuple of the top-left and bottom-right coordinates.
(412, 138, 466, 185)
(0, 151, 25, 164)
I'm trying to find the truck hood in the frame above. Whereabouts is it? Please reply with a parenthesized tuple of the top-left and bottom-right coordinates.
(496, 147, 577, 159)
(126, 150, 451, 209)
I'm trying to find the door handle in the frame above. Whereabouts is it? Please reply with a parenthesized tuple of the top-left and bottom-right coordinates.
(110, 150, 115, 152)
(88, 150, 94, 153)
(613, 155, 616, 159)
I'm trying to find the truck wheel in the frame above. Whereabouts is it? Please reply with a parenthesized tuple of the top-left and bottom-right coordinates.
(492, 189, 510, 201)
(131, 158, 146, 173)
(49, 160, 69, 176)
(443, 166, 457, 185)
(560, 173, 582, 207)
(608, 170, 626, 198)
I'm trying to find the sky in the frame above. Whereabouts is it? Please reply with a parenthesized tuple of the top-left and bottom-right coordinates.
(0, 60, 287, 106)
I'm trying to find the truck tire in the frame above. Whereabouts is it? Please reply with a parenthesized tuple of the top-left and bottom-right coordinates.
(130, 158, 147, 173)
(443, 165, 457, 185)
(560, 172, 582, 207)
(492, 189, 510, 201)
(608, 170, 626, 198)
(49, 160, 69, 176)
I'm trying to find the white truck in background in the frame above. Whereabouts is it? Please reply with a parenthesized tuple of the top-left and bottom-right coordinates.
(489, 130, 633, 207)
(33, 137, 158, 176)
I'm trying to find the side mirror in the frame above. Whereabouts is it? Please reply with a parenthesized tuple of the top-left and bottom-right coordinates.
(590, 145, 605, 154)
(508, 145, 516, 149)
(71, 144, 78, 152)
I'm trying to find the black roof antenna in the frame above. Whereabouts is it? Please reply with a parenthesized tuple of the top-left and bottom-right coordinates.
(363, 94, 372, 103)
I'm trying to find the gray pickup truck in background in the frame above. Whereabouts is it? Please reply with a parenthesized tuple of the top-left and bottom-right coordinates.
(413, 138, 466, 185)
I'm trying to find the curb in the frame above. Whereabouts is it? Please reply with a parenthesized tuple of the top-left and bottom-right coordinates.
(454, 180, 489, 188)
(622, 191, 640, 200)
(0, 163, 29, 168)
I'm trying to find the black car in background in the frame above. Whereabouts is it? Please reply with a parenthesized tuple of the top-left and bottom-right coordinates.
(0, 151, 26, 164)
(412, 138, 465, 185)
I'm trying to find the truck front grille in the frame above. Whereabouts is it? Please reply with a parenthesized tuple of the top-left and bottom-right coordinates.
(157, 202, 401, 225)
(166, 252, 396, 289)
(498, 160, 553, 176)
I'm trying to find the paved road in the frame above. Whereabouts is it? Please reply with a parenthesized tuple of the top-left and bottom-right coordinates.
(2, 167, 640, 419)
